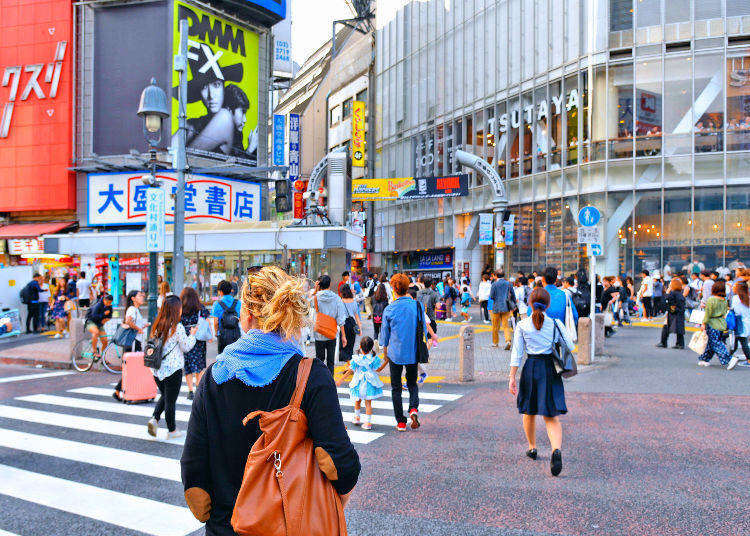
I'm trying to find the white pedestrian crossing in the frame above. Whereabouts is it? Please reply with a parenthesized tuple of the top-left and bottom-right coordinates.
(0, 530, 20, 536)
(0, 371, 74, 384)
(0, 464, 202, 536)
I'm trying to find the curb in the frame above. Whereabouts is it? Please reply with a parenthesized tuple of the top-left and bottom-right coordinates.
(0, 356, 74, 370)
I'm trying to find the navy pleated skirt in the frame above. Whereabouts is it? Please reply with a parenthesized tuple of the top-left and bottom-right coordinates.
(517, 354, 567, 417)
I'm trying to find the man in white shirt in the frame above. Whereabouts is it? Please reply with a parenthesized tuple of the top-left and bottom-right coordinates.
(76, 271, 92, 308)
(638, 270, 654, 319)
(699, 270, 714, 308)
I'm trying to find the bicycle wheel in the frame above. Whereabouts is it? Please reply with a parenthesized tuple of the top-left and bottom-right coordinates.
(102, 343, 124, 374)
(71, 339, 96, 372)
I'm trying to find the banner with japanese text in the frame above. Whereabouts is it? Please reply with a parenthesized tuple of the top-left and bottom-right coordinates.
(351, 174, 469, 201)
(87, 172, 261, 226)
(351, 101, 366, 167)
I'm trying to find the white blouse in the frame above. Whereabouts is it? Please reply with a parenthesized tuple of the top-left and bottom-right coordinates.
(125, 306, 147, 346)
(153, 323, 196, 381)
(510, 314, 575, 368)
(731, 295, 750, 338)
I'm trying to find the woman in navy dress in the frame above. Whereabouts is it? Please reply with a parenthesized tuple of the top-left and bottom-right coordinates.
(508, 287, 574, 476)
(180, 287, 209, 400)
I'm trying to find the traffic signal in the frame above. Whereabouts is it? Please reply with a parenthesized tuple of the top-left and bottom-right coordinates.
(275, 179, 292, 213)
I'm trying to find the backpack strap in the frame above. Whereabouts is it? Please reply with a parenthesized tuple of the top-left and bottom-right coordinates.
(230, 299, 238, 311)
(290, 357, 313, 410)
(314, 295, 319, 312)
(219, 300, 229, 312)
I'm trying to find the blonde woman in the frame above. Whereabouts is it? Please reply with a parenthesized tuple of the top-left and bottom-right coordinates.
(181, 266, 360, 532)
(157, 280, 172, 309)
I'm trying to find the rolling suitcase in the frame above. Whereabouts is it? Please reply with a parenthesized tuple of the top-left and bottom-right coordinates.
(121, 351, 157, 404)
(435, 301, 447, 320)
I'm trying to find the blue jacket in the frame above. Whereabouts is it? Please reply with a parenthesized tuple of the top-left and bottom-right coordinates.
(544, 284, 578, 324)
(379, 296, 417, 365)
(489, 278, 515, 313)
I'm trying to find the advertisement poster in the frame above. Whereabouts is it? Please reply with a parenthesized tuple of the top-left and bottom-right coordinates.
(88, 172, 261, 226)
(478, 213, 494, 246)
(352, 174, 469, 201)
(417, 250, 453, 270)
(504, 214, 515, 246)
(173, 2, 260, 163)
(351, 101, 366, 167)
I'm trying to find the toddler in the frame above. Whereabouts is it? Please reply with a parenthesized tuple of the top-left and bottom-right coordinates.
(337, 336, 383, 430)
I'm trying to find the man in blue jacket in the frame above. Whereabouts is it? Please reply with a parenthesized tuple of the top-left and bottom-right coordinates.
(543, 267, 578, 325)
(489, 270, 516, 350)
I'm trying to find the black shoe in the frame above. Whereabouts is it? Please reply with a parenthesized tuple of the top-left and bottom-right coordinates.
(655, 343, 667, 348)
(550, 449, 562, 476)
(671, 345, 684, 350)
(187, 390, 194, 400)
(112, 391, 122, 402)
(526, 448, 537, 460)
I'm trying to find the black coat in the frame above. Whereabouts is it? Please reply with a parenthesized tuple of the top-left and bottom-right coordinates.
(665, 290, 686, 334)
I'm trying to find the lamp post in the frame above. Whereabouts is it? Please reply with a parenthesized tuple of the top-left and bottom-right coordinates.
(137, 78, 169, 324)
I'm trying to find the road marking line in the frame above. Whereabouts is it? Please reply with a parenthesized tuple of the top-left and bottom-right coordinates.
(0, 371, 74, 384)
(0, 427, 180, 481)
(342, 411, 396, 427)
(0, 530, 20, 536)
(16, 394, 193, 422)
(335, 387, 462, 401)
(0, 464, 202, 536)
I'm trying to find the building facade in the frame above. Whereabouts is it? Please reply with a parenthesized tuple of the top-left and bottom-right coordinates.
(374, 0, 750, 283)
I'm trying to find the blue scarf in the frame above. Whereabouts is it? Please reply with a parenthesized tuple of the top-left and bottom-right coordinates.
(212, 329, 303, 387)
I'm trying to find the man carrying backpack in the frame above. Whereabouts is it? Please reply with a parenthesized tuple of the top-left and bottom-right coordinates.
(20, 274, 43, 333)
(211, 280, 241, 354)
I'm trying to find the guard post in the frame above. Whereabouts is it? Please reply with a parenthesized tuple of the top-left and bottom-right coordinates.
(458, 325, 475, 382)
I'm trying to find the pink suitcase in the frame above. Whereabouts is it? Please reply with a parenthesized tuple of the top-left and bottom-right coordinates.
(121, 352, 158, 404)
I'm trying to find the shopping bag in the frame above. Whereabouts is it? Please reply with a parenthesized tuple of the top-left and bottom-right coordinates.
(565, 300, 577, 343)
(195, 316, 214, 341)
(603, 310, 615, 327)
(688, 330, 708, 355)
(688, 309, 705, 325)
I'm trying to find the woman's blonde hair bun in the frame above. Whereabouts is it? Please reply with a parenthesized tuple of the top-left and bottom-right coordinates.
(240, 265, 309, 340)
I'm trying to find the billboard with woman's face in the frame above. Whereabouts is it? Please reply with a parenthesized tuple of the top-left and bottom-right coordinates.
(173, 2, 260, 163)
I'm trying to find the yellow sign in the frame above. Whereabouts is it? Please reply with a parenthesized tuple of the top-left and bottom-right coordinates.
(173, 2, 260, 161)
(351, 177, 416, 200)
(351, 101, 366, 167)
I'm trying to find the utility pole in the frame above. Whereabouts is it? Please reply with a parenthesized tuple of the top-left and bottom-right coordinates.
(172, 19, 189, 294)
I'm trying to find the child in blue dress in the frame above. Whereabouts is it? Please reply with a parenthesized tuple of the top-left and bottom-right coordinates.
(460, 284, 473, 323)
(337, 336, 383, 430)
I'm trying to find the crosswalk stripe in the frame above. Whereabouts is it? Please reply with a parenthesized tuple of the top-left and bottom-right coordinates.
(0, 464, 202, 536)
(19, 392, 382, 445)
(0, 427, 180, 482)
(0, 405, 185, 445)
(342, 411, 396, 427)
(71, 386, 443, 413)
(0, 530, 20, 536)
(335, 387, 462, 401)
(0, 371, 74, 384)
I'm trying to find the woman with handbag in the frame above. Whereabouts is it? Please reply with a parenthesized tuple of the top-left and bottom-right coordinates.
(112, 290, 149, 401)
(147, 295, 197, 439)
(657, 278, 686, 349)
(180, 266, 360, 535)
(697, 280, 731, 368)
(508, 287, 575, 477)
(728, 280, 750, 369)
(181, 287, 211, 400)
(339, 284, 362, 363)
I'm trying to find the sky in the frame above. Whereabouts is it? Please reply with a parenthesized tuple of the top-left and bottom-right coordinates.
(290, 0, 355, 66)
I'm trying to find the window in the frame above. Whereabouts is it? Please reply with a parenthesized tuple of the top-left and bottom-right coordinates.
(534, 86, 548, 172)
(664, 55, 693, 155)
(636, 0, 661, 28)
(662, 189, 692, 273)
(342, 98, 353, 119)
(549, 80, 563, 168)
(589, 67, 607, 161)
(608, 62, 634, 159)
(635, 57, 662, 157)
(728, 1, 750, 17)
(725, 185, 750, 266)
(610, 0, 633, 32)
(694, 53, 724, 153)
(565, 75, 579, 166)
(356, 89, 368, 103)
(693, 187, 725, 269)
(727, 51, 750, 151)
(330, 105, 341, 125)
(522, 91, 534, 175)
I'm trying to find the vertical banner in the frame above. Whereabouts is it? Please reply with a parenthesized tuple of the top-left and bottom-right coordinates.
(145, 187, 166, 252)
(494, 213, 505, 248)
(108, 255, 120, 307)
(504, 214, 515, 246)
(478, 213, 494, 245)
(273, 114, 285, 165)
(288, 113, 300, 182)
(351, 101, 366, 167)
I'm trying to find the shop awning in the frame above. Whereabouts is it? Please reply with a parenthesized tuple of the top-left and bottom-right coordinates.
(0, 221, 76, 239)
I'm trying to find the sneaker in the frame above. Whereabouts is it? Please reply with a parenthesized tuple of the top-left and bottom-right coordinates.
(418, 372, 427, 384)
(483, 320, 490, 324)
(671, 345, 685, 350)
(466, 316, 472, 323)
(504, 342, 512, 351)
(490, 344, 499, 348)
(526, 448, 538, 460)
(147, 417, 158, 437)
(352, 414, 361, 426)
(655, 343, 667, 348)
(166, 430, 184, 440)
(362, 422, 372, 431)
(53, 333, 62, 339)
(396, 422, 407, 432)
(409, 409, 420, 430)
(697, 360, 710, 367)
(727, 356, 741, 370)
(737, 361, 750, 368)
(187, 390, 194, 400)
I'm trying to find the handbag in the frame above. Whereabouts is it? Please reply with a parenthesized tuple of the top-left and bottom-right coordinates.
(231, 357, 347, 536)
(603, 309, 615, 326)
(313, 296, 338, 339)
(550, 321, 577, 379)
(415, 301, 429, 364)
(113, 324, 137, 349)
(688, 330, 708, 355)
(726, 310, 737, 332)
(565, 297, 578, 343)
(688, 309, 705, 325)
(194, 315, 213, 341)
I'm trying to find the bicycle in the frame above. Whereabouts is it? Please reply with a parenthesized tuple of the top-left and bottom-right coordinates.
(71, 334, 123, 373)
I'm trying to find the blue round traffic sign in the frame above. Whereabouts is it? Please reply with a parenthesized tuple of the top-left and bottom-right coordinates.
(578, 206, 601, 227)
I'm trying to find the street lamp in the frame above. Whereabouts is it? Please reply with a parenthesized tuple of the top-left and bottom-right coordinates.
(137, 78, 169, 324)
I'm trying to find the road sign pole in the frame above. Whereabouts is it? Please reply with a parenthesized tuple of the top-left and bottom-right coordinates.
(590, 253, 596, 364)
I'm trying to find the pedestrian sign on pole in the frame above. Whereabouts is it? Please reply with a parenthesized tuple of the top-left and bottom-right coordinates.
(145, 187, 165, 252)
(577, 226, 601, 244)
(587, 243, 603, 256)
(578, 205, 601, 227)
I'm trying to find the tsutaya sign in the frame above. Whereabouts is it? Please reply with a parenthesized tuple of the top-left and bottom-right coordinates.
(1, 41, 67, 138)
(496, 89, 579, 133)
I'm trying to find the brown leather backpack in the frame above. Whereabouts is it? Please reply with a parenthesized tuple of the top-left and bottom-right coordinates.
(314, 296, 339, 340)
(231, 357, 347, 536)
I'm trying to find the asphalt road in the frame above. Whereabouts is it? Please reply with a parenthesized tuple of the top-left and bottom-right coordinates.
(0, 325, 747, 536)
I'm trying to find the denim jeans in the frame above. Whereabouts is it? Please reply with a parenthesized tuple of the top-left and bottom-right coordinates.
(389, 362, 419, 424)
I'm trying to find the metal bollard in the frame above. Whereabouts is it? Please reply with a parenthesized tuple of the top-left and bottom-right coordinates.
(458, 325, 474, 382)
(69, 318, 85, 355)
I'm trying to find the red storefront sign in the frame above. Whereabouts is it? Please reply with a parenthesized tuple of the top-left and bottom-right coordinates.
(0, 0, 75, 212)
(293, 180, 307, 219)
